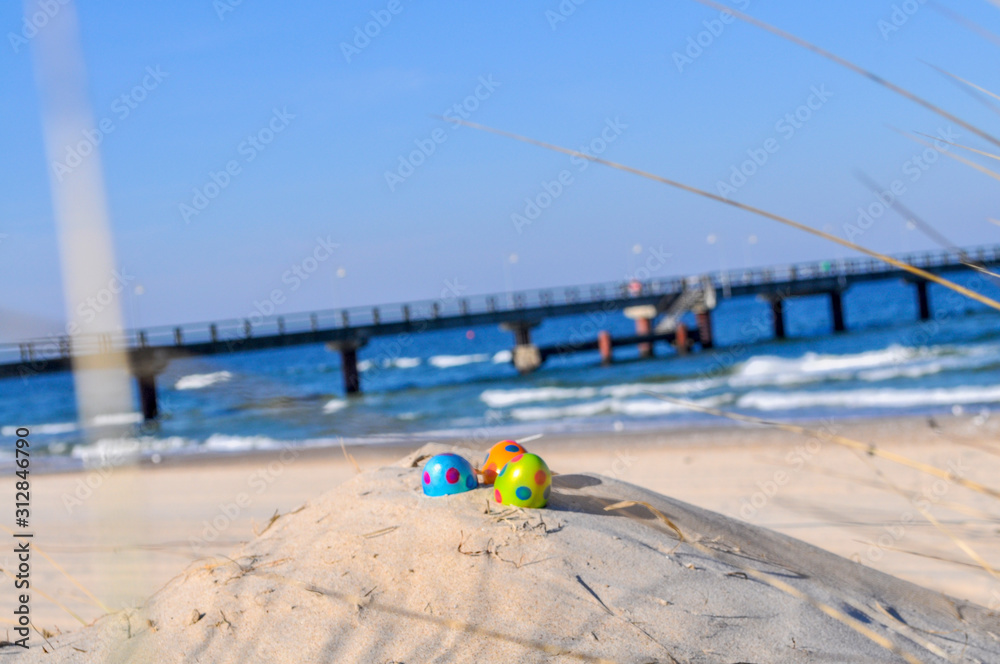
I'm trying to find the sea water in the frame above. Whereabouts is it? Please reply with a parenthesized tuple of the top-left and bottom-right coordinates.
(2, 272, 998, 465)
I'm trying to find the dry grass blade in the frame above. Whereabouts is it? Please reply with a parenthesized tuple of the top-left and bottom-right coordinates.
(925, 62, 1000, 105)
(604, 500, 685, 543)
(929, 2, 1000, 48)
(361, 525, 399, 539)
(689, 0, 1000, 150)
(915, 130, 1000, 161)
(237, 565, 627, 664)
(601, 499, 924, 663)
(0, 566, 86, 625)
(899, 130, 1000, 184)
(854, 171, 1000, 281)
(854, 171, 959, 249)
(340, 437, 361, 474)
(440, 116, 1000, 314)
(874, 600, 958, 663)
(641, 393, 1000, 502)
(0, 523, 110, 614)
(856, 453, 1000, 583)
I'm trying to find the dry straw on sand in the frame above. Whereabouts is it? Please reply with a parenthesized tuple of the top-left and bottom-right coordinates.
(14, 444, 1000, 663)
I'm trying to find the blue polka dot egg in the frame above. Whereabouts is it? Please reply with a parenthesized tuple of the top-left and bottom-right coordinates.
(421, 453, 478, 497)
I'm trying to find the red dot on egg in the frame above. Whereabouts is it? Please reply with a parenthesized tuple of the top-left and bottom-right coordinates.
(445, 468, 460, 484)
(495, 489, 502, 503)
(423, 472, 430, 484)
(510, 453, 524, 464)
(534, 470, 547, 485)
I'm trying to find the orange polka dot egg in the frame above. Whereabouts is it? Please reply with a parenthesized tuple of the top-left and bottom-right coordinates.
(493, 452, 552, 509)
(480, 440, 526, 485)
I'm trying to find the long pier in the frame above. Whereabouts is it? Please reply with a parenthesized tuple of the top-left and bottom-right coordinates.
(3, 244, 998, 420)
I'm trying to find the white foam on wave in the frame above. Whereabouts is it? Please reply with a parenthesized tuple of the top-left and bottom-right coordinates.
(203, 434, 287, 452)
(730, 346, 917, 387)
(492, 350, 512, 364)
(481, 377, 725, 409)
(737, 384, 1000, 411)
(482, 386, 600, 408)
(91, 412, 143, 426)
(510, 395, 729, 421)
(323, 399, 349, 414)
(429, 353, 491, 368)
(71, 435, 192, 465)
(729, 343, 1000, 388)
(174, 371, 232, 390)
(359, 357, 422, 372)
(2, 422, 77, 436)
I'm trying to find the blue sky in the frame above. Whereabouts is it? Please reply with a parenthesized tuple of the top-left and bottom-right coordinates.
(2, 0, 999, 332)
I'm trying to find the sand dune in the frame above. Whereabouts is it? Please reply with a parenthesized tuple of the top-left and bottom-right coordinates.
(16, 443, 998, 663)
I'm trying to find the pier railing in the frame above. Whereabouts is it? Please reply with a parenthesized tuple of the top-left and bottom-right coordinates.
(4, 243, 998, 366)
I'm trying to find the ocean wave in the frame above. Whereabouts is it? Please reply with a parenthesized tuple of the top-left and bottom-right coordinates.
(510, 395, 729, 421)
(203, 434, 288, 452)
(428, 353, 491, 368)
(729, 346, 917, 387)
(492, 350, 512, 364)
(359, 357, 422, 372)
(2, 422, 77, 436)
(727, 343, 1000, 388)
(482, 386, 600, 408)
(481, 377, 723, 409)
(737, 384, 1000, 411)
(91, 412, 143, 426)
(174, 371, 232, 390)
(323, 399, 349, 414)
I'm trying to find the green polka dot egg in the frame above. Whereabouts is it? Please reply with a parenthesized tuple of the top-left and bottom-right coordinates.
(493, 452, 551, 509)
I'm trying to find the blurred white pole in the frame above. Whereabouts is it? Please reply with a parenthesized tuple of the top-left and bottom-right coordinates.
(30, 1, 134, 435)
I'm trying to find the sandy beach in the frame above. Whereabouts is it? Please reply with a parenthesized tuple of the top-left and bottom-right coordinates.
(4, 412, 999, 660)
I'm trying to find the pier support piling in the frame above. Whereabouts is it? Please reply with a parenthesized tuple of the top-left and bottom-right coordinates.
(634, 318, 653, 358)
(624, 305, 657, 358)
(137, 373, 158, 421)
(341, 346, 360, 394)
(501, 321, 542, 374)
(694, 308, 713, 349)
(675, 323, 689, 356)
(325, 340, 368, 395)
(830, 290, 846, 333)
(916, 280, 931, 321)
(770, 298, 786, 340)
(598, 330, 613, 365)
